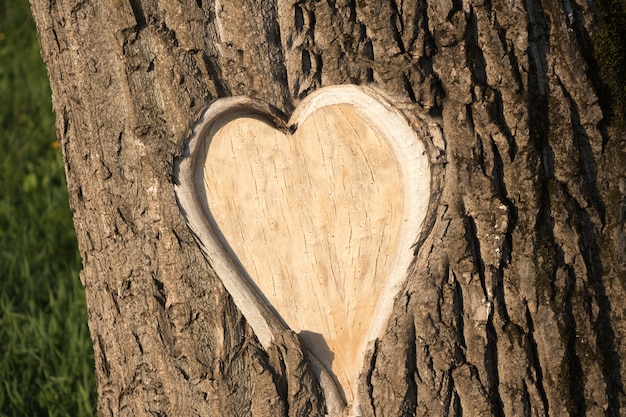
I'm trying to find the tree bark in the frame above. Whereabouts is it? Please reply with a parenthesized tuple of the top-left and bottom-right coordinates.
(30, 0, 625, 416)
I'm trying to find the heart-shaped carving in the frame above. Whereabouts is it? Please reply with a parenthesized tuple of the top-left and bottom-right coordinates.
(175, 85, 430, 416)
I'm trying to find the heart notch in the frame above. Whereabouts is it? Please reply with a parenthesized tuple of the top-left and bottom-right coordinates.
(175, 85, 430, 416)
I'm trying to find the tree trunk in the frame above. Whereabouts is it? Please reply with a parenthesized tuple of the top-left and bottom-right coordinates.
(30, 0, 625, 416)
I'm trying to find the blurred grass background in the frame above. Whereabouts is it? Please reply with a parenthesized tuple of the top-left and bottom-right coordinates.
(0, 0, 96, 415)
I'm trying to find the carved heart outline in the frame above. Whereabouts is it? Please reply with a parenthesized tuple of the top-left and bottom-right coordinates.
(175, 85, 431, 416)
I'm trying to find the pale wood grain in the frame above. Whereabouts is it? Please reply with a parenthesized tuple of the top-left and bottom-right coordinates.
(204, 104, 403, 404)
(178, 85, 430, 416)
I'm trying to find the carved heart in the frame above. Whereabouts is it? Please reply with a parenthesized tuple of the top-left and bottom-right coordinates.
(175, 85, 430, 416)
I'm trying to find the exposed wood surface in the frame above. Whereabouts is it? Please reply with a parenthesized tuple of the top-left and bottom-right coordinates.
(177, 85, 430, 415)
(206, 104, 402, 409)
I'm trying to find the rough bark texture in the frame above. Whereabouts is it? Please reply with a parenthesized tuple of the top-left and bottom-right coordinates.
(30, 0, 625, 416)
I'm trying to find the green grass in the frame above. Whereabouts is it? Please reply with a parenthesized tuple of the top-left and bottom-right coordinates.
(0, 0, 96, 415)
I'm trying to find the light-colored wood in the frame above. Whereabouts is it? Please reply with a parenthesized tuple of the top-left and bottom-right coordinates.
(176, 85, 430, 416)
(204, 104, 403, 406)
